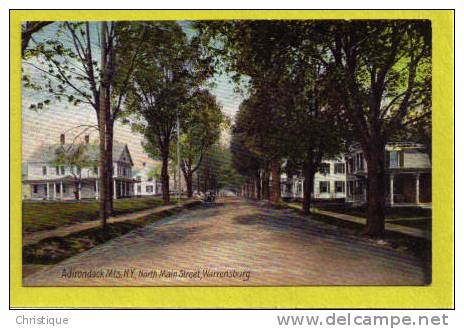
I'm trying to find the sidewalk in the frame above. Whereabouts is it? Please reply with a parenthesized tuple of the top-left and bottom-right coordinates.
(23, 199, 199, 247)
(287, 204, 430, 240)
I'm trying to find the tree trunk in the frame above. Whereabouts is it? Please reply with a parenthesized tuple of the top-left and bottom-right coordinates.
(98, 21, 110, 230)
(270, 159, 281, 203)
(364, 144, 386, 237)
(302, 162, 315, 215)
(73, 181, 80, 200)
(255, 171, 262, 200)
(105, 119, 114, 216)
(161, 152, 170, 204)
(184, 171, 193, 198)
(262, 167, 270, 200)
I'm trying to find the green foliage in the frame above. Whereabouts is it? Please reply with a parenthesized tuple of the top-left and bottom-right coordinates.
(170, 89, 224, 176)
(197, 144, 245, 192)
(52, 143, 98, 178)
(125, 22, 216, 163)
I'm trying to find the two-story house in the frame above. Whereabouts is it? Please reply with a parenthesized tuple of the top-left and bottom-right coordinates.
(345, 142, 431, 206)
(22, 134, 139, 200)
(282, 158, 347, 200)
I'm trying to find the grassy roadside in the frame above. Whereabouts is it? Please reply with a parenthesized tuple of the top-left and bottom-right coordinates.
(286, 202, 431, 230)
(280, 202, 431, 265)
(22, 197, 172, 233)
(23, 201, 200, 266)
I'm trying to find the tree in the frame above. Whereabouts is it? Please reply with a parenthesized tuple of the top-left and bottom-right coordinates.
(22, 21, 146, 229)
(172, 90, 224, 197)
(195, 21, 304, 203)
(125, 22, 214, 204)
(196, 144, 244, 194)
(307, 20, 431, 236)
(53, 142, 98, 200)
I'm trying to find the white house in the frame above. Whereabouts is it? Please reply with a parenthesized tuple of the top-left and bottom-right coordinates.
(281, 158, 347, 200)
(22, 134, 139, 200)
(134, 162, 162, 197)
(345, 142, 431, 206)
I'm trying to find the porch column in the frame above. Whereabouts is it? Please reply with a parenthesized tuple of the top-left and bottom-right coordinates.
(415, 173, 420, 204)
(95, 180, 99, 200)
(390, 173, 395, 205)
(53, 183, 56, 200)
(78, 182, 81, 200)
(46, 183, 50, 200)
(113, 179, 117, 199)
(60, 181, 63, 199)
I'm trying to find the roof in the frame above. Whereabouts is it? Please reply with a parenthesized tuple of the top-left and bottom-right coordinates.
(27, 141, 131, 164)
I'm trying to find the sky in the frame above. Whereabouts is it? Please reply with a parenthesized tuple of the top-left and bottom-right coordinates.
(21, 21, 245, 170)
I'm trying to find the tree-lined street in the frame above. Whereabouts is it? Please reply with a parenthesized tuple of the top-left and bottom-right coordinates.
(24, 198, 428, 286)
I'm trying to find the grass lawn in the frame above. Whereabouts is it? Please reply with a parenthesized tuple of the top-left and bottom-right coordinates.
(23, 201, 201, 266)
(281, 203, 431, 265)
(313, 204, 431, 220)
(286, 201, 431, 232)
(22, 197, 173, 233)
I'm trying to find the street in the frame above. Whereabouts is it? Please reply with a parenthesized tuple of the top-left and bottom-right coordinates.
(23, 197, 429, 286)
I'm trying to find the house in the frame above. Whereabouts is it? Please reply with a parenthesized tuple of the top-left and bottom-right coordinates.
(281, 158, 347, 200)
(134, 162, 162, 197)
(345, 142, 431, 206)
(22, 134, 139, 200)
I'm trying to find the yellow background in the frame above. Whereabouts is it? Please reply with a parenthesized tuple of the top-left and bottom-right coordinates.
(10, 10, 454, 309)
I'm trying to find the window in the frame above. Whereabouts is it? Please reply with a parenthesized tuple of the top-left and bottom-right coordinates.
(320, 163, 330, 175)
(56, 183, 61, 193)
(94, 181, 97, 192)
(319, 181, 330, 193)
(60, 166, 65, 175)
(63, 184, 67, 193)
(146, 185, 154, 193)
(347, 181, 354, 196)
(347, 158, 354, 173)
(389, 151, 404, 168)
(356, 153, 364, 170)
(136, 176, 142, 181)
(147, 177, 153, 182)
(334, 163, 345, 174)
(56, 166, 59, 175)
(335, 181, 345, 193)
(42, 166, 47, 176)
(33, 185, 38, 193)
(137, 185, 141, 193)
(93, 166, 98, 175)
(44, 184, 48, 195)
(355, 180, 363, 194)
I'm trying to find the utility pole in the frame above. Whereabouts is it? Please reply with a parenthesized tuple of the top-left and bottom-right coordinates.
(176, 111, 181, 202)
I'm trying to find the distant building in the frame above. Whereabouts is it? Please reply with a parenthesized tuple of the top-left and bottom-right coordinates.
(345, 142, 431, 206)
(281, 158, 347, 200)
(22, 134, 139, 200)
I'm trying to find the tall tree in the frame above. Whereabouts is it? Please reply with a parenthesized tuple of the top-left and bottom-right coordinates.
(195, 20, 302, 203)
(172, 90, 224, 197)
(125, 22, 214, 204)
(22, 21, 146, 228)
(308, 20, 431, 236)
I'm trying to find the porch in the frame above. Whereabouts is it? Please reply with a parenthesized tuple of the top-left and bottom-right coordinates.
(24, 177, 137, 200)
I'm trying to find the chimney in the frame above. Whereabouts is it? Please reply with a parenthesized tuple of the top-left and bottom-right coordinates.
(60, 134, 65, 145)
(84, 135, 90, 144)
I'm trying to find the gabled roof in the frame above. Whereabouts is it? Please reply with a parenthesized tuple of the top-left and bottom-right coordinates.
(27, 141, 132, 164)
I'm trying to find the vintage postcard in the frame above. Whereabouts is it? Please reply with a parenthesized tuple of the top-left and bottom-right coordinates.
(10, 10, 454, 308)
